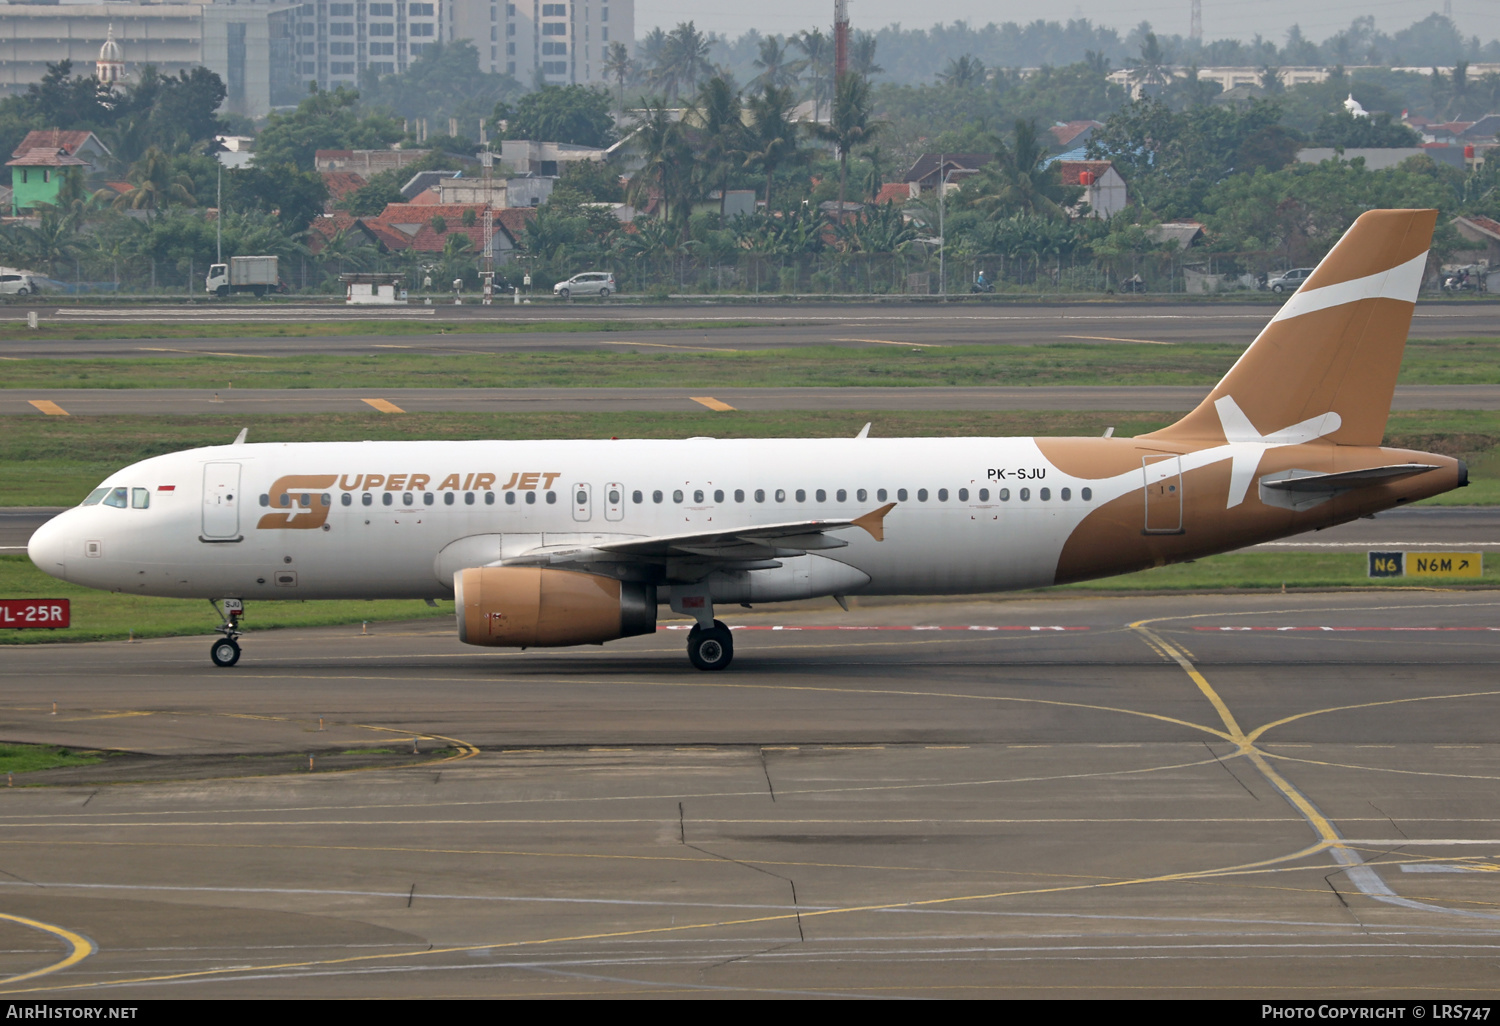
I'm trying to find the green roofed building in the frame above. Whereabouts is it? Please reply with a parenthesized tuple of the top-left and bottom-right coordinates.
(6, 147, 88, 215)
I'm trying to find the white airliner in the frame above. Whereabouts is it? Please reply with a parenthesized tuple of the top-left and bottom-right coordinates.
(27, 210, 1466, 670)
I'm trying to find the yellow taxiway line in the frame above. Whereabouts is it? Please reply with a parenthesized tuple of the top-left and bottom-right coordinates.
(690, 396, 736, 411)
(27, 399, 67, 416)
(0, 912, 95, 986)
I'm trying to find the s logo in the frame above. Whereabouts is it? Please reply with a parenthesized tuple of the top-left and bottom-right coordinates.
(256, 475, 338, 530)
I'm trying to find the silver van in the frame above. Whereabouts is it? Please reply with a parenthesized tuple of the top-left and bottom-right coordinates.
(553, 271, 616, 299)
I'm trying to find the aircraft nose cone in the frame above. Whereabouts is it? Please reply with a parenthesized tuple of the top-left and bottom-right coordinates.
(27, 511, 70, 582)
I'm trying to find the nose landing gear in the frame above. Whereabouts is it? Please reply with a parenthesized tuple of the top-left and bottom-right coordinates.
(209, 598, 244, 667)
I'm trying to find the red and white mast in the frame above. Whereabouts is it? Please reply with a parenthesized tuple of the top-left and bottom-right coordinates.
(834, 0, 849, 78)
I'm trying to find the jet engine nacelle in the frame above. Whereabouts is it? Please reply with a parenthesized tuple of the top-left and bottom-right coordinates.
(454, 566, 657, 648)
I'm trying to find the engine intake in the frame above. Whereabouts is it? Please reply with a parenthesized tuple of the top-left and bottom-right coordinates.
(454, 567, 656, 648)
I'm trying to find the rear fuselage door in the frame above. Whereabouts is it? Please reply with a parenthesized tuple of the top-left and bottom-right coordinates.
(202, 462, 242, 539)
(1142, 454, 1183, 534)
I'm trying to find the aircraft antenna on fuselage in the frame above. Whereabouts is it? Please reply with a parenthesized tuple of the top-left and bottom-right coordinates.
(232, 428, 248, 445)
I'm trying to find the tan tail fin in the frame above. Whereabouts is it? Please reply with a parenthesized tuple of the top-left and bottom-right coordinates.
(1142, 208, 1436, 448)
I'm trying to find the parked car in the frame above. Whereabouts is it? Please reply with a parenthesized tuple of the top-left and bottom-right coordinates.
(1268, 267, 1314, 294)
(0, 271, 41, 296)
(553, 272, 616, 299)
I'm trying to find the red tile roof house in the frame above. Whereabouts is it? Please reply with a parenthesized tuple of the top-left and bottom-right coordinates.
(902, 153, 993, 198)
(11, 129, 111, 175)
(320, 171, 368, 212)
(1452, 214, 1500, 267)
(373, 205, 536, 265)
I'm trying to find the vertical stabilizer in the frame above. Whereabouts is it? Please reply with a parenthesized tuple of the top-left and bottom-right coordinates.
(1142, 208, 1436, 448)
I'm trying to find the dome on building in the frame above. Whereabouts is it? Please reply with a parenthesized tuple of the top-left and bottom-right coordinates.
(1344, 93, 1369, 118)
(97, 25, 125, 86)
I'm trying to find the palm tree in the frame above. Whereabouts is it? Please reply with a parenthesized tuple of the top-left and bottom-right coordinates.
(963, 120, 1075, 220)
(849, 32, 883, 79)
(691, 77, 746, 218)
(1127, 33, 1174, 97)
(650, 22, 714, 101)
(937, 55, 986, 88)
(6, 203, 85, 280)
(807, 73, 885, 224)
(106, 147, 194, 219)
(603, 42, 633, 119)
(625, 99, 694, 237)
(752, 36, 799, 91)
(742, 84, 801, 212)
(792, 30, 833, 121)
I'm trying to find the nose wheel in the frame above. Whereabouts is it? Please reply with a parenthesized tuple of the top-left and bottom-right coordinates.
(208, 598, 245, 668)
(686, 620, 733, 671)
(210, 637, 241, 667)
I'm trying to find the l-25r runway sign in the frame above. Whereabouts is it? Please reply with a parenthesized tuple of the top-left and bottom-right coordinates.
(0, 598, 69, 627)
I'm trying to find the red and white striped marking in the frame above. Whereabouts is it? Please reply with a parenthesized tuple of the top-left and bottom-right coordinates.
(665, 624, 1089, 632)
(1192, 626, 1500, 632)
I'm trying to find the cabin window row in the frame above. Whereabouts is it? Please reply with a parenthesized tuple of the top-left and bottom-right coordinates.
(257, 491, 562, 507)
(626, 486, 1094, 504)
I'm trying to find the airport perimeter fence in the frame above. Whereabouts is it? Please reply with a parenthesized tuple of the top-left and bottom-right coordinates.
(592, 249, 1305, 298)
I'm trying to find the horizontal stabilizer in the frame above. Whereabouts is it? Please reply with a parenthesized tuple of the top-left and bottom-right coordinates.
(1258, 463, 1440, 511)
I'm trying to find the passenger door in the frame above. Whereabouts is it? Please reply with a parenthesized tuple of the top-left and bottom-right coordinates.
(201, 462, 242, 540)
(1142, 455, 1183, 534)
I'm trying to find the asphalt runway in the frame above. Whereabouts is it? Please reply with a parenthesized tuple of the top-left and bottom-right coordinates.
(4, 301, 1496, 357)
(8, 384, 1500, 417)
(2, 590, 1500, 997)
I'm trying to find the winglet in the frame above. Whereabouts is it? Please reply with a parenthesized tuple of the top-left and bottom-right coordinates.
(855, 422, 871, 439)
(232, 428, 248, 445)
(851, 502, 896, 542)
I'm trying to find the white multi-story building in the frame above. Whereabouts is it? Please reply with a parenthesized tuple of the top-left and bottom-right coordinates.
(289, 0, 630, 91)
(454, 1, 630, 84)
(0, 0, 631, 118)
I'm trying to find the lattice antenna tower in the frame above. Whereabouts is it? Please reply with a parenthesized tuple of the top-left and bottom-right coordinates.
(480, 149, 495, 279)
(834, 0, 849, 78)
(1443, 0, 1453, 19)
(1190, 0, 1202, 43)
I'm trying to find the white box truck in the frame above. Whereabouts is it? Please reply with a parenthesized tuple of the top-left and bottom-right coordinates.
(206, 256, 283, 297)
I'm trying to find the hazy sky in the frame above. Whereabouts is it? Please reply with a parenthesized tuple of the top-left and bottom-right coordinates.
(636, 2, 1500, 49)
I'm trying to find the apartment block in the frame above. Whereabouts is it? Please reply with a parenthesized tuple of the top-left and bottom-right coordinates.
(454, 1, 630, 84)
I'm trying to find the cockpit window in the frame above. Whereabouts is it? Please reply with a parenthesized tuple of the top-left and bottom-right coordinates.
(103, 487, 128, 508)
(131, 488, 150, 509)
(81, 488, 108, 506)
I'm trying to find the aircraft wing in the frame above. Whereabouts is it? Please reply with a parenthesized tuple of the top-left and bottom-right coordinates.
(497, 503, 896, 568)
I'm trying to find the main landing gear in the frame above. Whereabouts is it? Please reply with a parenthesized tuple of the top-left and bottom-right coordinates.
(209, 598, 244, 667)
(686, 619, 733, 671)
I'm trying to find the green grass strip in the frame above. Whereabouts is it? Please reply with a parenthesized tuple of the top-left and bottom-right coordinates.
(0, 742, 105, 774)
(4, 340, 1500, 389)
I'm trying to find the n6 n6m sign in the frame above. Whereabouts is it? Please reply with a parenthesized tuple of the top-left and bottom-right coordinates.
(0, 599, 69, 628)
(1368, 551, 1484, 579)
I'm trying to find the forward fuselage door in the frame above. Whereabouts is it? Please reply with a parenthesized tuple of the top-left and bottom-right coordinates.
(604, 482, 624, 522)
(572, 482, 592, 522)
(202, 462, 242, 540)
(1142, 454, 1183, 534)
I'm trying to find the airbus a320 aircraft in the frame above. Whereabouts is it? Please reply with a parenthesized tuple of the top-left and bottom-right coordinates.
(28, 209, 1466, 670)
